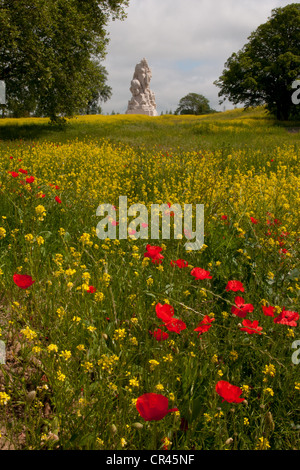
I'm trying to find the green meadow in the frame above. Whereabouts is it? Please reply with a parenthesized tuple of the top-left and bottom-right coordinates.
(0, 107, 299, 450)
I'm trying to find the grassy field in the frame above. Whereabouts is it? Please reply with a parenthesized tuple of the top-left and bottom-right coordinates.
(0, 106, 300, 151)
(0, 107, 299, 450)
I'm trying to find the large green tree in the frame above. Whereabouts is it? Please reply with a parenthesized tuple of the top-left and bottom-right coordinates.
(175, 93, 215, 115)
(214, 4, 300, 120)
(0, 0, 129, 121)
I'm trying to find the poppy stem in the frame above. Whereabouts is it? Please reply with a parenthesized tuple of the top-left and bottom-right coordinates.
(150, 421, 159, 450)
(190, 286, 238, 308)
(104, 256, 118, 325)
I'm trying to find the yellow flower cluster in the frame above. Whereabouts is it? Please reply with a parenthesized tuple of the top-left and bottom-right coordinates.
(20, 326, 37, 341)
(0, 392, 11, 405)
(98, 354, 119, 374)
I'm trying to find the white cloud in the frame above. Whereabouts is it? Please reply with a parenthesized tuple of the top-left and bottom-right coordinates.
(101, 0, 293, 114)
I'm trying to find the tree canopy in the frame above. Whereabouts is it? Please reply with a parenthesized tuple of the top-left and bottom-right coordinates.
(0, 0, 129, 121)
(214, 4, 300, 120)
(175, 93, 216, 115)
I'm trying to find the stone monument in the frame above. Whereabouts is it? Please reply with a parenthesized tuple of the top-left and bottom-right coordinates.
(126, 58, 158, 116)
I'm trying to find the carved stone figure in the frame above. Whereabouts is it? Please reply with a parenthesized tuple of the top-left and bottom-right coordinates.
(126, 58, 158, 116)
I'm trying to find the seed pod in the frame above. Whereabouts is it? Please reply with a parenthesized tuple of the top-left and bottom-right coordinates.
(111, 424, 117, 434)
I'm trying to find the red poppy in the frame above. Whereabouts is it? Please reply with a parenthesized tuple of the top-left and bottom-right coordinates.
(191, 267, 212, 280)
(136, 393, 178, 421)
(155, 303, 174, 323)
(55, 196, 62, 204)
(155, 304, 186, 333)
(215, 380, 244, 403)
(221, 215, 228, 220)
(25, 176, 35, 184)
(13, 273, 35, 289)
(184, 228, 192, 239)
(10, 171, 19, 178)
(18, 168, 28, 175)
(170, 259, 189, 268)
(280, 231, 289, 238)
(164, 318, 186, 333)
(87, 286, 96, 293)
(240, 319, 263, 335)
(194, 315, 215, 336)
(267, 218, 281, 226)
(150, 329, 169, 341)
(231, 296, 254, 318)
(144, 244, 164, 264)
(250, 217, 259, 224)
(165, 202, 174, 217)
(225, 280, 244, 292)
(262, 306, 275, 317)
(274, 309, 299, 327)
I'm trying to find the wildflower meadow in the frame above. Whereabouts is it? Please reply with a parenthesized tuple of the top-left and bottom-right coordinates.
(0, 108, 299, 450)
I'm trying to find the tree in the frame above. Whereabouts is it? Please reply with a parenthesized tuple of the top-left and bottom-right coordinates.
(175, 93, 215, 115)
(0, 0, 129, 121)
(214, 4, 300, 121)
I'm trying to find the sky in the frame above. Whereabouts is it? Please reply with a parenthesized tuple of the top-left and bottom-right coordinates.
(100, 0, 294, 115)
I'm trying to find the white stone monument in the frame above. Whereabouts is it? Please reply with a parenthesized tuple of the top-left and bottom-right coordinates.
(126, 58, 158, 116)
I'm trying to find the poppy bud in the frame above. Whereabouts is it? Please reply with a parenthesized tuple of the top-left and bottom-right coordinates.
(102, 333, 108, 340)
(225, 438, 233, 445)
(111, 424, 117, 434)
(265, 411, 275, 431)
(132, 422, 143, 430)
(26, 390, 36, 404)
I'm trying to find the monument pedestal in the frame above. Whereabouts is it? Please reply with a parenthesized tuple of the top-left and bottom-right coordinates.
(126, 107, 158, 116)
